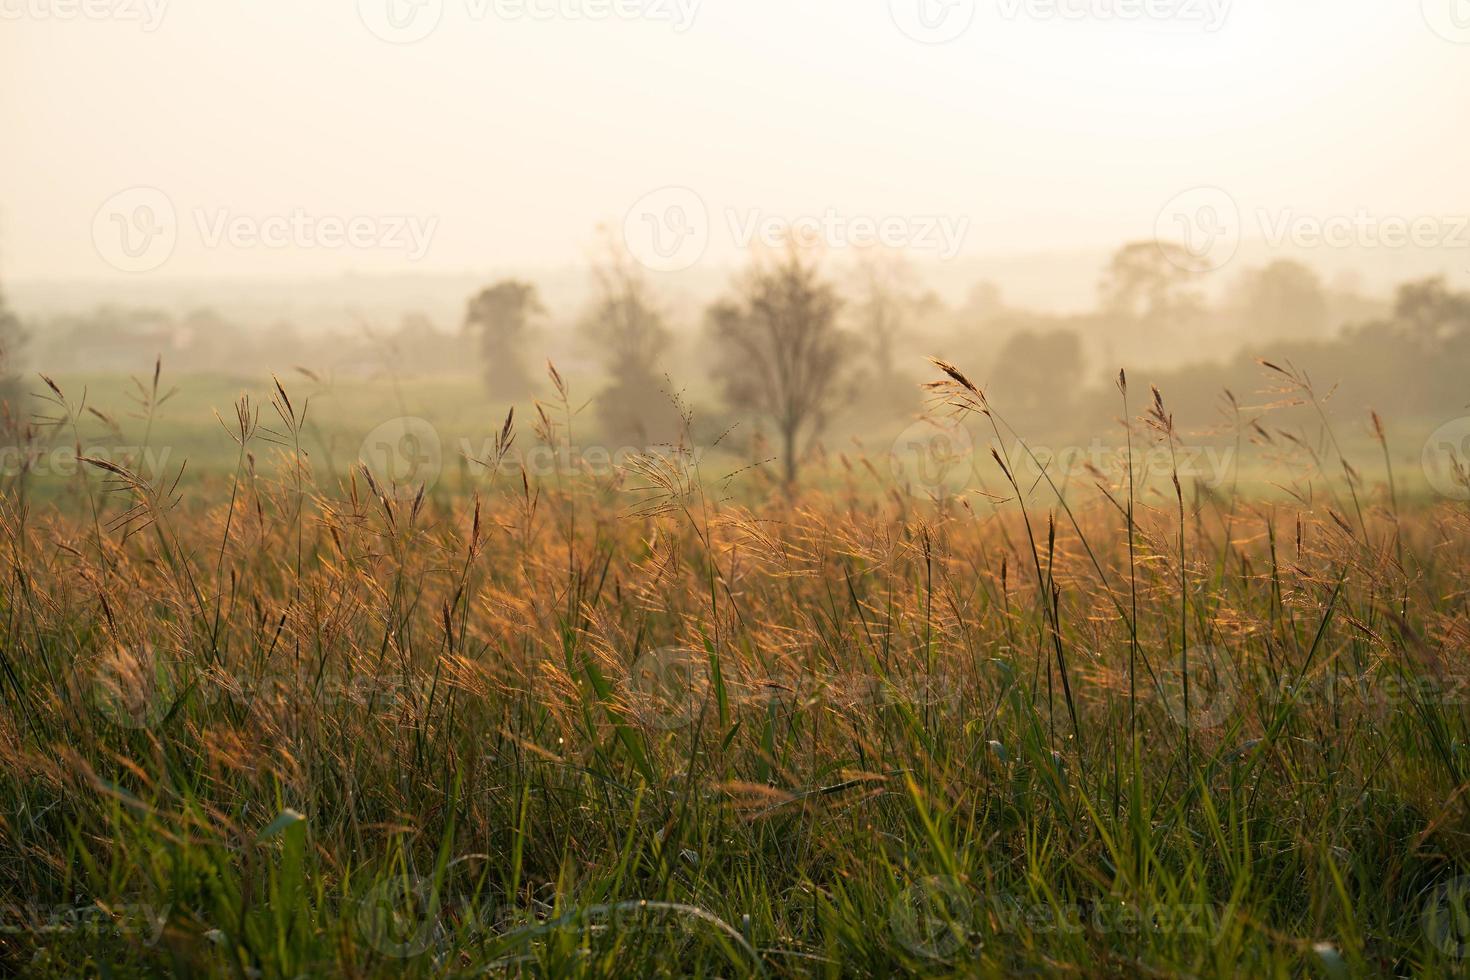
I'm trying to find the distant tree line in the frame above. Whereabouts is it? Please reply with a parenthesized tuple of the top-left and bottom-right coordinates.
(0, 284, 22, 424)
(11, 305, 473, 380)
(4, 235, 1464, 490)
(459, 240, 1466, 486)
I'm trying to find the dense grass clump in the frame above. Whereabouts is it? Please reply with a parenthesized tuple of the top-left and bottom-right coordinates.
(1, 363, 1468, 977)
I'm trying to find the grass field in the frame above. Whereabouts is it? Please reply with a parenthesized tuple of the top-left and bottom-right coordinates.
(1, 364, 1460, 506)
(2, 362, 1470, 976)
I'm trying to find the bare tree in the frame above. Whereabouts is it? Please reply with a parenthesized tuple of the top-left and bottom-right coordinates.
(706, 246, 849, 489)
(849, 247, 936, 385)
(582, 242, 677, 444)
(1235, 260, 1328, 341)
(0, 282, 23, 421)
(465, 280, 541, 400)
(1099, 241, 1206, 325)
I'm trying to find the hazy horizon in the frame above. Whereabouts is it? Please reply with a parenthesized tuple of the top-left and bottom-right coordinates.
(5, 1, 1470, 289)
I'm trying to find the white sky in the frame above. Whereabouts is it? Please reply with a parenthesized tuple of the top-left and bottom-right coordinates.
(3, 0, 1468, 282)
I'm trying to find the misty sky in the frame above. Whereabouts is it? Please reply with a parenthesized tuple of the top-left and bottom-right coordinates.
(3, 0, 1469, 282)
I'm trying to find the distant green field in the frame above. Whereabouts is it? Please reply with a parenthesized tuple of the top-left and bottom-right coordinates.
(5, 370, 1462, 511)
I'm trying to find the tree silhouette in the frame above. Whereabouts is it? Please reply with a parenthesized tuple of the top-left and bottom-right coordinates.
(850, 248, 927, 384)
(1099, 241, 1206, 325)
(582, 243, 678, 445)
(1236, 260, 1327, 340)
(0, 282, 24, 421)
(706, 246, 849, 489)
(464, 280, 541, 400)
(1391, 277, 1470, 346)
(989, 329, 1083, 426)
